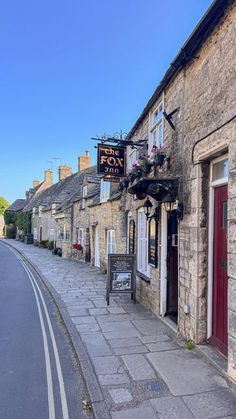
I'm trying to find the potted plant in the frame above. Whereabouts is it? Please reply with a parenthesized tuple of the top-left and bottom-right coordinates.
(73, 243, 83, 253)
(139, 154, 153, 175)
(131, 162, 142, 179)
(151, 145, 168, 166)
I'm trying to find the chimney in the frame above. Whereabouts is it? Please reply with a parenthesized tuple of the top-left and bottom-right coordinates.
(59, 165, 72, 181)
(44, 169, 53, 186)
(33, 180, 39, 188)
(78, 150, 91, 172)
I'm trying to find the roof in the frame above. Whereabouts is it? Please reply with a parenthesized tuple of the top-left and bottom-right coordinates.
(7, 199, 26, 212)
(128, 0, 233, 139)
(23, 165, 97, 213)
(54, 165, 98, 212)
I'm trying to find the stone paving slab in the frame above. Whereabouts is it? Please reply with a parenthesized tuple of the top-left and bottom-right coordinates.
(147, 349, 228, 396)
(183, 389, 236, 418)
(150, 396, 194, 419)
(3, 239, 236, 419)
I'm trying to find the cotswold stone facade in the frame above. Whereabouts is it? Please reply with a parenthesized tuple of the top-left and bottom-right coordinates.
(125, 0, 236, 381)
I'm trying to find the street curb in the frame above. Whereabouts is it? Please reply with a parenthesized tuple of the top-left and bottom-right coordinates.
(1, 240, 110, 419)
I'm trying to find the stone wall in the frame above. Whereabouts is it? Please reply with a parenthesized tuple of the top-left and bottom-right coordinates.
(126, 1, 236, 379)
(0, 215, 5, 236)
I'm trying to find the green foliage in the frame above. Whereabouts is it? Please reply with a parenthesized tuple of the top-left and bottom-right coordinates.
(6, 224, 16, 238)
(15, 211, 32, 234)
(185, 340, 195, 350)
(47, 240, 54, 250)
(4, 211, 15, 225)
(0, 196, 9, 215)
(38, 240, 49, 248)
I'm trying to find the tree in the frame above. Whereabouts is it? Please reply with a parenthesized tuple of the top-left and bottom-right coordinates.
(0, 196, 9, 215)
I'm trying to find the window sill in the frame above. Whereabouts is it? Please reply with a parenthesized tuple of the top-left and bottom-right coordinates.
(136, 271, 150, 283)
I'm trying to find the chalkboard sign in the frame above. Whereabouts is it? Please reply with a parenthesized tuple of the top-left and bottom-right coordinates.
(106, 254, 136, 305)
(128, 220, 135, 254)
(148, 219, 158, 267)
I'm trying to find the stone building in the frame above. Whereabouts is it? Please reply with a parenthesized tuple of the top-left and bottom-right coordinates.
(124, 0, 236, 381)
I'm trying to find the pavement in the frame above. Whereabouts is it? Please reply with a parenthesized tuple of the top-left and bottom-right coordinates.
(2, 238, 236, 419)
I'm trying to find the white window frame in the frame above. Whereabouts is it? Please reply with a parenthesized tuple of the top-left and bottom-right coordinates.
(77, 228, 85, 248)
(207, 154, 228, 339)
(149, 98, 164, 154)
(58, 228, 64, 240)
(61, 225, 70, 241)
(100, 179, 110, 203)
(107, 229, 115, 255)
(38, 206, 42, 218)
(127, 147, 137, 172)
(81, 186, 88, 209)
(137, 208, 150, 277)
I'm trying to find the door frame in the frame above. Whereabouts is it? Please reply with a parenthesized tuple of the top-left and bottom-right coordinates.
(160, 204, 168, 316)
(94, 225, 100, 268)
(207, 154, 228, 339)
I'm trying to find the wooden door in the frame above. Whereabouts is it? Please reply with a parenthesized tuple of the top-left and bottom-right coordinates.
(211, 185, 228, 355)
(39, 227, 42, 242)
(166, 213, 178, 323)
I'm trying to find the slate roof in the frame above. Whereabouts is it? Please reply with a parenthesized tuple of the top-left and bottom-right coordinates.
(7, 199, 26, 212)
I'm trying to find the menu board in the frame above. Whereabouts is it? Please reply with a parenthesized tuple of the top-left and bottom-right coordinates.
(148, 219, 158, 267)
(106, 254, 136, 305)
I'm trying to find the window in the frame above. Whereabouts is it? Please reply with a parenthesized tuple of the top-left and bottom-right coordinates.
(100, 179, 110, 203)
(58, 229, 64, 240)
(64, 229, 70, 241)
(77, 228, 85, 248)
(149, 102, 164, 153)
(127, 147, 137, 172)
(38, 206, 42, 218)
(107, 230, 115, 254)
(33, 228, 38, 240)
(49, 229, 54, 241)
(32, 207, 36, 218)
(81, 186, 88, 209)
(212, 159, 229, 182)
(137, 208, 150, 277)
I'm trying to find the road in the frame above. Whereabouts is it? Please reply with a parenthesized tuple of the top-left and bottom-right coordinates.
(0, 242, 90, 419)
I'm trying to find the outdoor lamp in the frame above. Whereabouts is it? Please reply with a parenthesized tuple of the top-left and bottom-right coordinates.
(143, 197, 153, 218)
(163, 192, 175, 212)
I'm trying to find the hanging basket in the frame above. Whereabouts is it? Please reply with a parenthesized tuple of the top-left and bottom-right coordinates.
(154, 154, 165, 166)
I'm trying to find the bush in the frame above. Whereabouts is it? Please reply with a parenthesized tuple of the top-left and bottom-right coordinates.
(47, 241, 54, 250)
(6, 224, 16, 239)
(57, 248, 62, 257)
(38, 240, 49, 248)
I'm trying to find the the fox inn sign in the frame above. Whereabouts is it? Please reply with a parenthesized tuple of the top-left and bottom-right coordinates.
(97, 144, 126, 178)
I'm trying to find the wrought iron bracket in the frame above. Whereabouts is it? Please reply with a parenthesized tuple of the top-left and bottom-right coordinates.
(163, 108, 179, 130)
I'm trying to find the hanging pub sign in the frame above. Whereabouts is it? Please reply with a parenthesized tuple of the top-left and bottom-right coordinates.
(97, 144, 126, 178)
(106, 254, 136, 305)
(148, 218, 158, 267)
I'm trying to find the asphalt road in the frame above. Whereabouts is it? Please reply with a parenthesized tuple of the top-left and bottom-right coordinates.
(0, 242, 90, 419)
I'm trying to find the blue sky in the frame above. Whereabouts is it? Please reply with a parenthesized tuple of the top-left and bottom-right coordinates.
(0, 0, 212, 203)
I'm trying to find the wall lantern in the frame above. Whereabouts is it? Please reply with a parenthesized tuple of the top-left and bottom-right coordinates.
(163, 192, 175, 212)
(143, 197, 153, 218)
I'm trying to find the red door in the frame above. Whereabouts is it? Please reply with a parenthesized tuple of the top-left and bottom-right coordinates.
(211, 185, 228, 356)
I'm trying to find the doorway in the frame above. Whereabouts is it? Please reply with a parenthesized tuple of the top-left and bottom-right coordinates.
(210, 185, 228, 355)
(208, 155, 228, 357)
(166, 212, 178, 323)
(94, 225, 100, 268)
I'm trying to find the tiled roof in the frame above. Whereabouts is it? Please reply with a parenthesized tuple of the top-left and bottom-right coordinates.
(7, 199, 26, 212)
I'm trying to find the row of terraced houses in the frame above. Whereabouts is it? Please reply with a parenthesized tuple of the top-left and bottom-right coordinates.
(6, 0, 236, 382)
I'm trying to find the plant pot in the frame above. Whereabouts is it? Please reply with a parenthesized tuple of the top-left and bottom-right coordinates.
(154, 154, 165, 166)
(142, 164, 152, 175)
